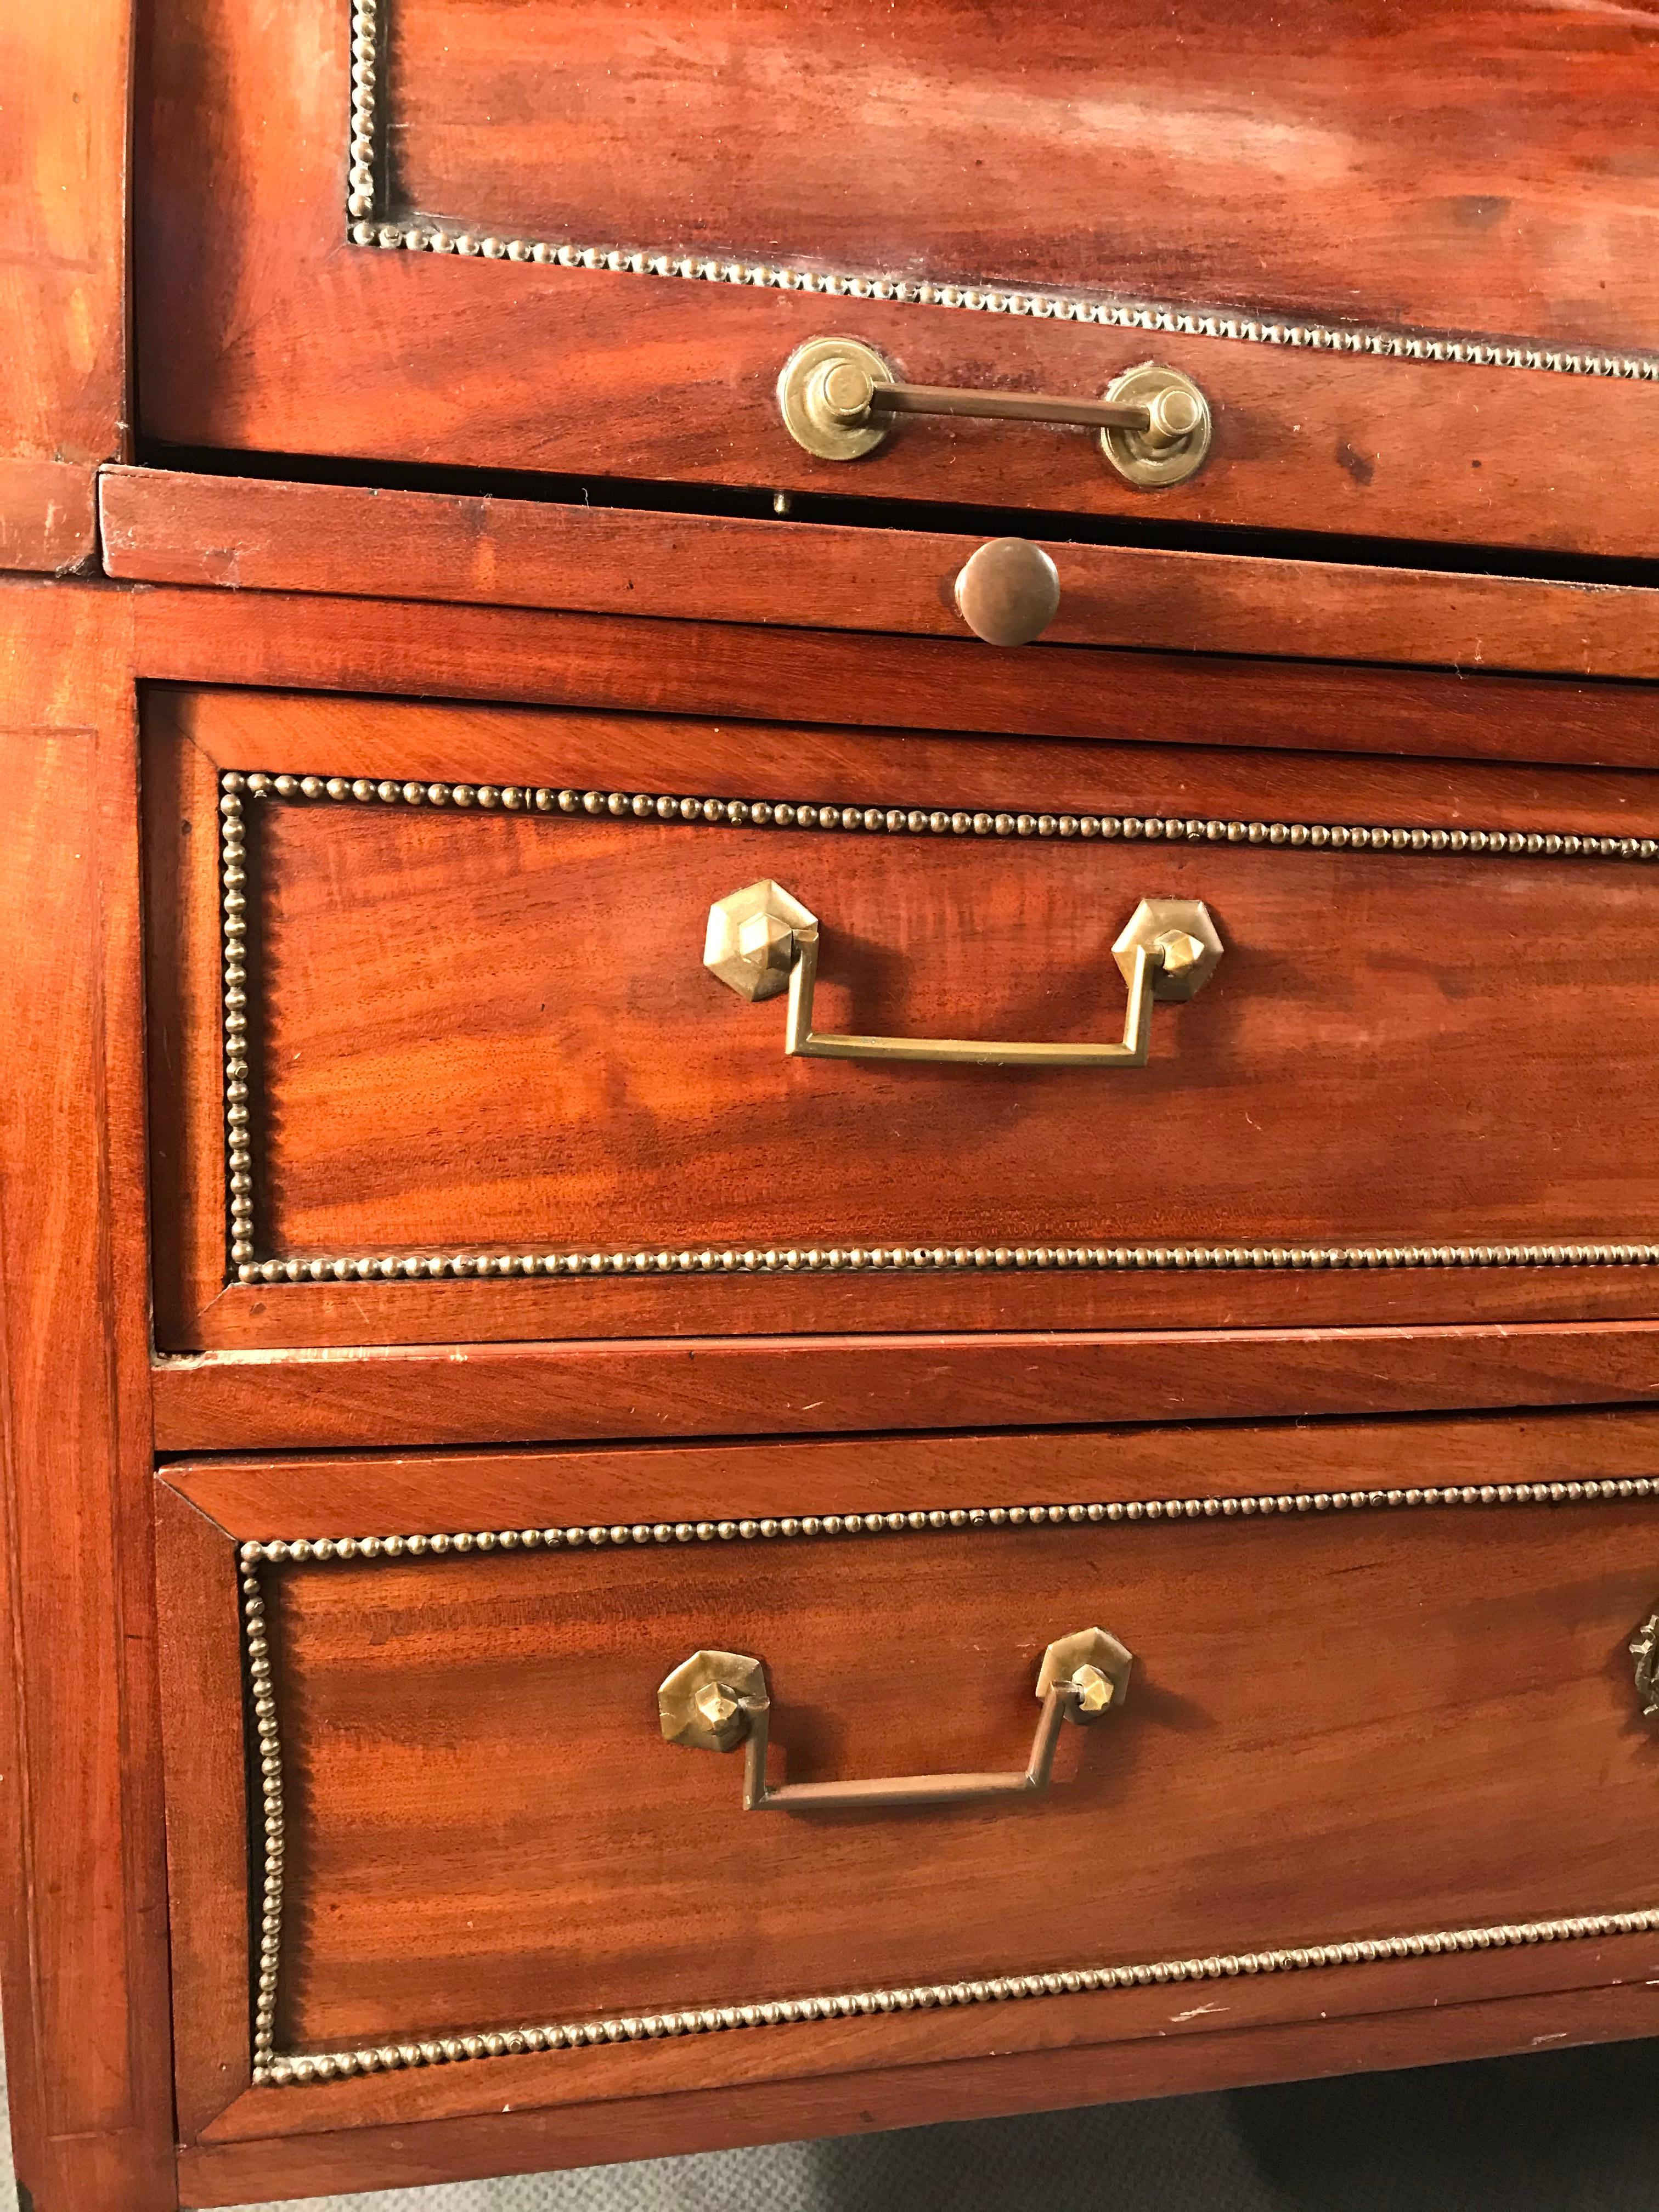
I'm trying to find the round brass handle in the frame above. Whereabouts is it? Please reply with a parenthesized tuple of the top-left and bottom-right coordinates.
(953, 538, 1062, 647)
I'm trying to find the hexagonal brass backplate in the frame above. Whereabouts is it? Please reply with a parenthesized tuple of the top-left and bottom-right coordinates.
(1036, 1627, 1134, 1724)
(703, 881, 818, 1003)
(658, 1649, 768, 1752)
(1632, 1612, 1659, 1720)
(1111, 898, 1223, 1002)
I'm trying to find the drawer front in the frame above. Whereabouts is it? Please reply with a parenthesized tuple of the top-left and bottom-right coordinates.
(139, 0, 1659, 556)
(146, 682, 1659, 1350)
(156, 1412, 1659, 2141)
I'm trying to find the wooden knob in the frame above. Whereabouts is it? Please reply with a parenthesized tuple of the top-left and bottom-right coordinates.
(953, 539, 1061, 647)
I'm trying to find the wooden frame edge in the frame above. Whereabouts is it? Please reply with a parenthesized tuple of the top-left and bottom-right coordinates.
(154, 1482, 255, 2146)
(159, 1426, 1659, 2169)
(173, 1975, 1659, 2204)
(151, 1323, 1659, 1453)
(0, 460, 100, 578)
(104, 467, 1659, 684)
(0, 581, 174, 2212)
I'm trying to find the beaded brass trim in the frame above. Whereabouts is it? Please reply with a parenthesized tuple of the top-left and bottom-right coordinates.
(344, 0, 1659, 385)
(241, 1477, 1659, 2087)
(241, 1566, 283, 2078)
(219, 766, 1659, 1287)
(236, 1474, 1659, 1564)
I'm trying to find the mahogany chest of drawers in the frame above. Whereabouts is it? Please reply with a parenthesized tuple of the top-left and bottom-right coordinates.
(4, 4, 1659, 2207)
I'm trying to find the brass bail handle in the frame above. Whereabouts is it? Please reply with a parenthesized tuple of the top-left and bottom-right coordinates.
(778, 335, 1212, 487)
(704, 883, 1223, 1068)
(659, 1628, 1133, 1812)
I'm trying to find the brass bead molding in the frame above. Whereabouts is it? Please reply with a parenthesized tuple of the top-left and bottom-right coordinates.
(242, 1564, 284, 2078)
(343, 0, 1659, 385)
(240, 1483, 1659, 2089)
(221, 768, 1659, 1289)
(234, 1475, 1659, 1565)
(256, 1906, 1659, 2088)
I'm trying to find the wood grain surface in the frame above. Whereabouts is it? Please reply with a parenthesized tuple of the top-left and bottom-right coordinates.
(0, 582, 174, 2211)
(3, 567, 1658, 2199)
(127, 588, 1659, 775)
(98, 467, 1659, 681)
(163, 1406, 1659, 1538)
(154, 1411, 1659, 2155)
(0, 458, 99, 576)
(136, 0, 1659, 553)
(0, 0, 128, 568)
(192, 1944, 1659, 2146)
(155, 1485, 254, 2144)
(388, 0, 1659, 354)
(146, 681, 1659, 1347)
(149, 1324, 1659, 1454)
(252, 1505, 1659, 2045)
(171, 1976, 1659, 2204)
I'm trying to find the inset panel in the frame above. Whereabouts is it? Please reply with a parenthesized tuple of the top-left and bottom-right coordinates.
(382, 0, 1659, 355)
(153, 1417, 1659, 2118)
(145, 682, 1659, 1351)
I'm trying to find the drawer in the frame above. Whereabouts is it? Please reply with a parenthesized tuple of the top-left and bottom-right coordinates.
(145, 679, 1659, 1351)
(138, 0, 1659, 558)
(156, 1409, 1659, 2146)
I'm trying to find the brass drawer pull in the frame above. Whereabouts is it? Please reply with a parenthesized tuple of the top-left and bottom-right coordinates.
(778, 337, 1212, 487)
(953, 539, 1062, 647)
(1630, 1612, 1659, 1718)
(659, 1628, 1132, 1812)
(704, 884, 1222, 1068)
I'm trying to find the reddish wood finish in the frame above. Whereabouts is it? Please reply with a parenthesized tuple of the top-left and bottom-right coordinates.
(98, 466, 1659, 681)
(0, 459, 98, 576)
(159, 1421, 1659, 2197)
(126, 587, 1659, 776)
(164, 1407, 1659, 1539)
(149, 1324, 1659, 1456)
(172, 1978, 1659, 2205)
(0, 583, 173, 2210)
(145, 681, 1659, 1349)
(137, 0, 1659, 554)
(9, 565, 1659, 2201)
(153, 1415, 1659, 2153)
(0, 1, 129, 567)
(390, 1, 1657, 352)
(188, 1933, 1659, 2144)
(155, 1486, 255, 2145)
